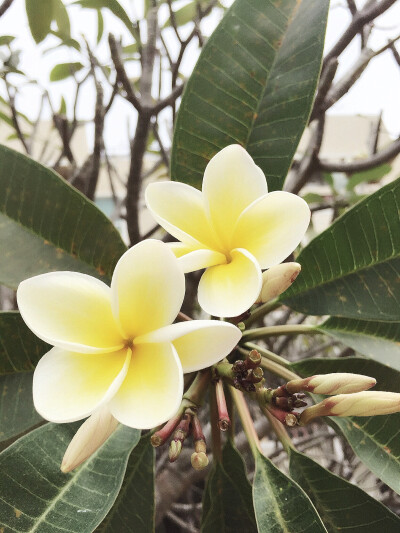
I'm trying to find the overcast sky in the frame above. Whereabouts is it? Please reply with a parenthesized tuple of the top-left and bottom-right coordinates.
(1, 0, 399, 154)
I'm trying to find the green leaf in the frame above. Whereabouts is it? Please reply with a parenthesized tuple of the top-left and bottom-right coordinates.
(283, 177, 400, 321)
(25, 0, 54, 43)
(288, 448, 400, 533)
(163, 1, 203, 28)
(0, 145, 127, 289)
(96, 433, 155, 532)
(52, 0, 71, 37)
(319, 317, 400, 370)
(50, 61, 85, 81)
(171, 0, 329, 191)
(73, 0, 135, 38)
(0, 110, 13, 127)
(253, 450, 327, 532)
(0, 36, 15, 46)
(59, 95, 67, 115)
(291, 357, 400, 494)
(346, 163, 391, 191)
(0, 312, 49, 374)
(0, 372, 42, 443)
(97, 9, 104, 44)
(0, 423, 140, 532)
(201, 439, 257, 532)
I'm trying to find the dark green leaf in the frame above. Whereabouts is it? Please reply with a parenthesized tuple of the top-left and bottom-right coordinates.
(289, 448, 400, 533)
(0, 36, 15, 46)
(0, 423, 140, 532)
(283, 177, 400, 320)
(319, 317, 400, 370)
(346, 163, 391, 191)
(0, 110, 13, 127)
(291, 357, 400, 494)
(52, 0, 71, 37)
(25, 0, 53, 43)
(171, 0, 329, 191)
(201, 439, 257, 533)
(0, 312, 49, 374)
(50, 61, 84, 81)
(96, 433, 154, 532)
(253, 450, 326, 532)
(97, 9, 104, 44)
(48, 30, 81, 51)
(163, 1, 206, 28)
(73, 0, 135, 38)
(0, 372, 42, 443)
(0, 145, 127, 289)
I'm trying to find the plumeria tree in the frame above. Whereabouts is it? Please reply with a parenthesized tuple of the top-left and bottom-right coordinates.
(1, 1, 400, 532)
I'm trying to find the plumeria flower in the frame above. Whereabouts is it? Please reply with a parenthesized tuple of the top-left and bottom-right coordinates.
(17, 240, 241, 430)
(146, 144, 310, 317)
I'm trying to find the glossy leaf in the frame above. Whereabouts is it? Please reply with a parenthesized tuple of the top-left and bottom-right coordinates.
(96, 433, 154, 532)
(319, 317, 400, 370)
(0, 312, 49, 374)
(50, 62, 85, 81)
(289, 448, 400, 533)
(201, 439, 257, 533)
(25, 0, 53, 43)
(52, 0, 71, 37)
(0, 145, 127, 289)
(0, 423, 140, 532)
(253, 450, 327, 532)
(291, 357, 400, 494)
(0, 372, 42, 443)
(283, 177, 400, 320)
(171, 0, 329, 191)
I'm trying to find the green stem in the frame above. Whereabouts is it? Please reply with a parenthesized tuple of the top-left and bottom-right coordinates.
(243, 342, 291, 369)
(183, 369, 211, 407)
(229, 386, 262, 457)
(244, 298, 281, 326)
(260, 406, 295, 454)
(209, 385, 222, 461)
(242, 324, 319, 342)
(260, 358, 300, 382)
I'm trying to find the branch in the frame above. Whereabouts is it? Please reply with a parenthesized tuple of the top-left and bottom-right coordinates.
(0, 0, 14, 17)
(369, 111, 382, 155)
(86, 80, 105, 200)
(4, 80, 29, 154)
(318, 136, 400, 172)
(310, 57, 338, 121)
(152, 83, 184, 115)
(109, 33, 142, 112)
(323, 0, 397, 68)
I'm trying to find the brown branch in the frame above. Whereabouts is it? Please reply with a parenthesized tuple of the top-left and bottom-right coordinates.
(0, 0, 14, 17)
(310, 57, 338, 121)
(86, 80, 105, 200)
(151, 120, 170, 168)
(109, 33, 142, 112)
(152, 83, 184, 115)
(323, 0, 397, 68)
(4, 80, 29, 154)
(389, 42, 400, 66)
(318, 136, 400, 172)
(369, 111, 382, 155)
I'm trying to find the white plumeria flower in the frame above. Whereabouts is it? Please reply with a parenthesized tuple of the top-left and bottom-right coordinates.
(145, 145, 310, 317)
(17, 240, 241, 429)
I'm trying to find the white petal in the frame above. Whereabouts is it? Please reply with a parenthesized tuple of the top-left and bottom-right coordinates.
(17, 272, 123, 353)
(109, 342, 183, 429)
(198, 248, 262, 317)
(177, 249, 226, 274)
(136, 320, 241, 372)
(145, 182, 221, 249)
(33, 347, 130, 423)
(232, 191, 310, 269)
(111, 240, 185, 338)
(202, 145, 268, 248)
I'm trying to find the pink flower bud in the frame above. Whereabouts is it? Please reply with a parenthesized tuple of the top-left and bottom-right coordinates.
(327, 391, 400, 417)
(256, 263, 301, 304)
(287, 373, 376, 395)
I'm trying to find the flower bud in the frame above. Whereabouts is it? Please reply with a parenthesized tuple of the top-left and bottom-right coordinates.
(299, 391, 400, 425)
(286, 373, 376, 395)
(168, 439, 182, 462)
(191, 451, 209, 470)
(256, 263, 301, 304)
(61, 408, 118, 473)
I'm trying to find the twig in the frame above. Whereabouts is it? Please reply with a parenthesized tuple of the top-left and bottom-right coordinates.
(109, 33, 142, 112)
(4, 80, 29, 153)
(0, 0, 14, 17)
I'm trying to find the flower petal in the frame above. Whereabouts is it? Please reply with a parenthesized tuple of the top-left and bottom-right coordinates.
(33, 347, 130, 423)
(17, 272, 123, 353)
(198, 248, 262, 317)
(232, 191, 310, 269)
(111, 240, 185, 338)
(109, 342, 183, 429)
(202, 145, 268, 248)
(145, 182, 220, 249)
(177, 249, 227, 274)
(136, 320, 241, 372)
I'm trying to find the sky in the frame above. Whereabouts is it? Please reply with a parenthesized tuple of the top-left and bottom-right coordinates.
(0, 0, 399, 155)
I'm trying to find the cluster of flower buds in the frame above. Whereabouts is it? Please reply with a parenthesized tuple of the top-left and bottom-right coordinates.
(256, 262, 302, 304)
(215, 350, 264, 393)
(151, 407, 209, 470)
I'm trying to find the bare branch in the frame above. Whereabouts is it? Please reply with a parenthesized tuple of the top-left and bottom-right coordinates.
(310, 57, 338, 121)
(86, 80, 105, 200)
(109, 33, 142, 112)
(389, 42, 400, 66)
(151, 120, 170, 168)
(318, 136, 400, 172)
(152, 83, 184, 115)
(368, 111, 382, 155)
(4, 79, 29, 154)
(0, 0, 14, 17)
